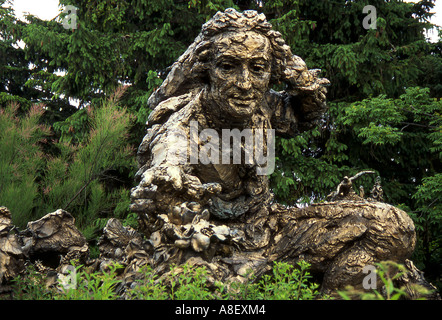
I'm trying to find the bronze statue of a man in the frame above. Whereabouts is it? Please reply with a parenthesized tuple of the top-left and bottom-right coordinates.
(131, 8, 328, 222)
(129, 8, 415, 292)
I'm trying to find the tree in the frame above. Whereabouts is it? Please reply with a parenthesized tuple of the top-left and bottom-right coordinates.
(0, 0, 77, 125)
(0, 102, 49, 226)
(0, 88, 135, 237)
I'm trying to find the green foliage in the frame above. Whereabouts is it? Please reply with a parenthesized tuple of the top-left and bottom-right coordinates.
(10, 260, 438, 301)
(226, 261, 322, 300)
(411, 172, 442, 285)
(258, 260, 321, 300)
(169, 263, 220, 300)
(0, 103, 49, 226)
(56, 262, 123, 300)
(166, 261, 322, 300)
(8, 260, 324, 300)
(129, 265, 169, 300)
(8, 262, 123, 300)
(52, 107, 90, 144)
(40, 88, 136, 234)
(1, 0, 76, 124)
(10, 264, 54, 300)
(130, 263, 225, 300)
(271, 130, 349, 204)
(0, 89, 136, 233)
(338, 261, 433, 300)
(280, 0, 438, 100)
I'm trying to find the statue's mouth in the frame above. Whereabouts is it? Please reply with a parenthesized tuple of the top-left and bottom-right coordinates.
(230, 96, 254, 106)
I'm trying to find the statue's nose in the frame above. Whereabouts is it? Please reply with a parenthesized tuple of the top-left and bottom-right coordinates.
(236, 66, 252, 90)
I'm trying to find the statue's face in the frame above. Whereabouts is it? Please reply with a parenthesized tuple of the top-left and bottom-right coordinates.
(209, 31, 272, 119)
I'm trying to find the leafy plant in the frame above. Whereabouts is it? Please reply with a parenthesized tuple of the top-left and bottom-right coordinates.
(128, 265, 169, 300)
(10, 264, 54, 300)
(10, 260, 435, 301)
(169, 263, 219, 300)
(128, 260, 323, 300)
(0, 103, 50, 227)
(55, 262, 123, 300)
(337, 261, 433, 300)
(230, 261, 322, 300)
(0, 88, 136, 236)
(42, 88, 136, 235)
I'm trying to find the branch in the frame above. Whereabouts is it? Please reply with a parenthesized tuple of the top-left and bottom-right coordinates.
(349, 170, 376, 181)
(62, 169, 107, 211)
(399, 121, 437, 130)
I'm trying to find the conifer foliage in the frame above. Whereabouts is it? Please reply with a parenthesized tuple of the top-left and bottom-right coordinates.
(0, 87, 135, 237)
(0, 102, 49, 226)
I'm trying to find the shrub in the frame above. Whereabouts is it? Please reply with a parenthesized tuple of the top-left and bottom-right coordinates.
(337, 261, 434, 300)
(129, 260, 323, 300)
(55, 262, 123, 300)
(226, 261, 322, 300)
(0, 88, 136, 235)
(0, 103, 50, 227)
(41, 88, 136, 235)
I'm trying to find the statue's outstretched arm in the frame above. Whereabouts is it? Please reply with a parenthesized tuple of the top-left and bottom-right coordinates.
(131, 112, 221, 217)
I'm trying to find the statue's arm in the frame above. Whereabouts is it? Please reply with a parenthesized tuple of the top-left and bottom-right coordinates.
(269, 55, 330, 137)
(132, 116, 221, 213)
(135, 122, 190, 188)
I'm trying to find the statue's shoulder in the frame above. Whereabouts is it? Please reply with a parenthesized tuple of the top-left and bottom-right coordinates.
(147, 90, 203, 128)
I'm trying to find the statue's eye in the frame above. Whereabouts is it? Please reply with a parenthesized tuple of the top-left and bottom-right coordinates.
(251, 64, 265, 73)
(219, 62, 235, 71)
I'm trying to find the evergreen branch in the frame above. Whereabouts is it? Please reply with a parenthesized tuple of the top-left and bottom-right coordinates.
(62, 169, 106, 211)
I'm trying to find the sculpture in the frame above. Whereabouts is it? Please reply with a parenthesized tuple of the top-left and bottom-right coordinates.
(130, 8, 329, 225)
(127, 8, 417, 293)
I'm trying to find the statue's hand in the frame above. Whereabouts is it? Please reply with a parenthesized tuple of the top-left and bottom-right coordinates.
(282, 55, 330, 99)
(140, 165, 184, 191)
(138, 165, 222, 200)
